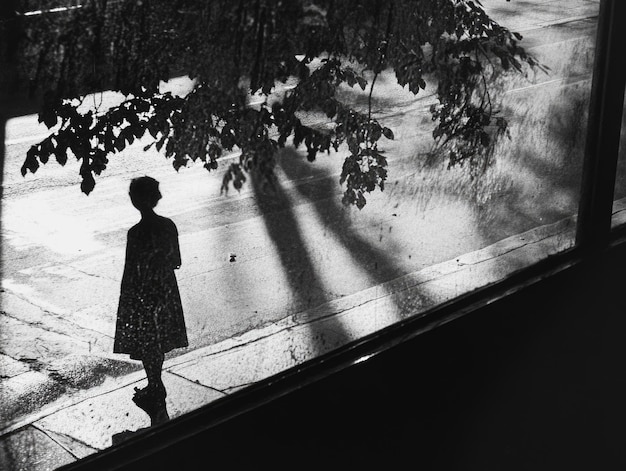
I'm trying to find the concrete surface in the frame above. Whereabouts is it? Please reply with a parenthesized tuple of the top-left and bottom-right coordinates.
(0, 209, 582, 469)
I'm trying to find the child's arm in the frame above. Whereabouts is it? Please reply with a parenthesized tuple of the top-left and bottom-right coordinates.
(170, 222, 182, 269)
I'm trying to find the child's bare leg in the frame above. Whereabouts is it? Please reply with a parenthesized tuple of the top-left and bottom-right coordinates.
(142, 351, 165, 395)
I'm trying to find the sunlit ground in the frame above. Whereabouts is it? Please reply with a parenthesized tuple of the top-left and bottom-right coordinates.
(2, 20, 596, 364)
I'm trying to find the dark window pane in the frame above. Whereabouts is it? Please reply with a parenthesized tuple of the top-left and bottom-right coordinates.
(612, 86, 626, 227)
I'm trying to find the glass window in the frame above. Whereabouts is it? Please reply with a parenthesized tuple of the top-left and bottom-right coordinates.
(612, 86, 626, 227)
(0, 1, 601, 467)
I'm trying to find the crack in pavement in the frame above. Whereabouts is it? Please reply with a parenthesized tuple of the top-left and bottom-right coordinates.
(1, 289, 114, 341)
(58, 261, 119, 283)
(167, 370, 227, 395)
(0, 309, 91, 347)
(32, 424, 96, 460)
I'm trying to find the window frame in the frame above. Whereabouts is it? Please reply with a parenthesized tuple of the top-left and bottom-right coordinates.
(576, 0, 626, 250)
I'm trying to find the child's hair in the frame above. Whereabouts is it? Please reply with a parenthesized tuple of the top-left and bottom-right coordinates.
(129, 176, 162, 210)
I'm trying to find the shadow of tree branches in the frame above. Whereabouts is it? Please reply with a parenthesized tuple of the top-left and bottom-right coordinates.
(250, 145, 437, 357)
(251, 167, 353, 356)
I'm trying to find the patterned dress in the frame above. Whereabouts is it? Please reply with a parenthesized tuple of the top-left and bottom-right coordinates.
(114, 214, 188, 360)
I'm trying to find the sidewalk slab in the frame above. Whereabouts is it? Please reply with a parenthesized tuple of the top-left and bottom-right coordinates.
(32, 372, 225, 451)
(0, 355, 141, 431)
(30, 429, 98, 461)
(0, 208, 580, 471)
(0, 426, 76, 471)
(169, 215, 576, 395)
(0, 371, 62, 426)
(0, 354, 30, 379)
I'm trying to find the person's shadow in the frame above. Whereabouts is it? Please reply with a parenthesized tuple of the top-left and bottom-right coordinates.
(111, 392, 170, 446)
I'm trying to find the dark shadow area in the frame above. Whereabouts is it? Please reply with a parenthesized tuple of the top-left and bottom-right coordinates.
(278, 147, 410, 284)
(113, 176, 184, 437)
(252, 169, 329, 309)
(111, 429, 148, 447)
(251, 169, 352, 354)
(251, 145, 438, 354)
(132, 387, 170, 424)
(611, 99, 626, 202)
(112, 396, 170, 447)
(64, 235, 626, 471)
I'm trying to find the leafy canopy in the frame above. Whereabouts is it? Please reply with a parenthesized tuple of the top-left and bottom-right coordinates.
(14, 0, 541, 208)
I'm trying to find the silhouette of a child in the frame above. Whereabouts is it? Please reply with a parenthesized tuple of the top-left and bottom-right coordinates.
(114, 176, 188, 405)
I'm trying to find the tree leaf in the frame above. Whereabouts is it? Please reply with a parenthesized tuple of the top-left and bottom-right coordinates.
(19, 0, 541, 208)
(80, 171, 96, 195)
(382, 127, 394, 140)
(22, 147, 40, 175)
(54, 146, 68, 166)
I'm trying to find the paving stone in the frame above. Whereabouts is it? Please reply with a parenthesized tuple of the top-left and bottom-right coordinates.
(0, 314, 89, 367)
(0, 371, 63, 427)
(34, 372, 225, 451)
(170, 314, 364, 393)
(35, 429, 98, 460)
(0, 425, 76, 471)
(0, 354, 30, 379)
(171, 215, 576, 393)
